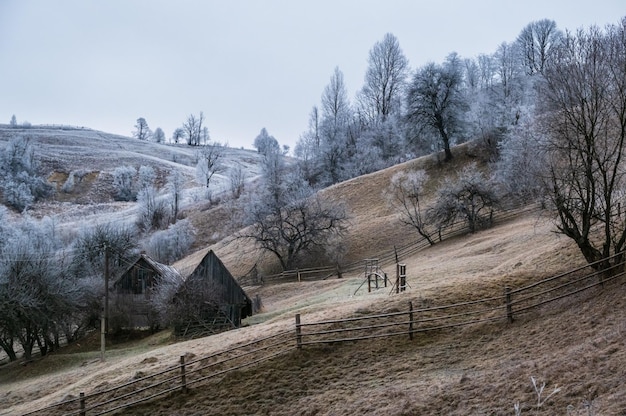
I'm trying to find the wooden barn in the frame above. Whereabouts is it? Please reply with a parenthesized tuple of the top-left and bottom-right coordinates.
(112, 253, 182, 329)
(172, 249, 253, 337)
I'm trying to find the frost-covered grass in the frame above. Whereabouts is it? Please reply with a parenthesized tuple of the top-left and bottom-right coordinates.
(0, 126, 266, 229)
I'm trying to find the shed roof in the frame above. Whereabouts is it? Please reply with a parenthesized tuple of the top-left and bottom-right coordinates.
(113, 252, 182, 287)
(172, 247, 212, 280)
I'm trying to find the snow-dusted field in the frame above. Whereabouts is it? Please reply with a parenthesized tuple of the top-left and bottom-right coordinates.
(0, 126, 268, 226)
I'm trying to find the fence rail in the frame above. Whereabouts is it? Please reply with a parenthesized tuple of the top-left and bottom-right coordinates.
(243, 202, 542, 285)
(295, 250, 626, 348)
(21, 205, 626, 416)
(20, 330, 294, 416)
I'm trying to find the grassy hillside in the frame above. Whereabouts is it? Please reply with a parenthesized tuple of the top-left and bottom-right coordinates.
(0, 126, 265, 221)
(1, 128, 625, 414)
(3, 210, 625, 415)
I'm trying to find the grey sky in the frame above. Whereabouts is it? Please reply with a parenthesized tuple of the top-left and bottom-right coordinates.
(0, 1, 623, 150)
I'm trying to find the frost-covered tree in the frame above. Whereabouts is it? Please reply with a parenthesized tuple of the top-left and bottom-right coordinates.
(240, 152, 349, 270)
(358, 33, 409, 124)
(406, 54, 469, 161)
(71, 222, 138, 279)
(195, 142, 225, 198)
(228, 164, 246, 199)
(429, 163, 499, 233)
(137, 165, 156, 191)
(492, 41, 526, 126)
(253, 128, 280, 155)
(111, 165, 136, 201)
(137, 185, 168, 231)
(494, 119, 545, 200)
(0, 137, 53, 211)
(295, 106, 322, 184)
(0, 217, 85, 360)
(166, 169, 185, 223)
(152, 127, 165, 143)
(182, 112, 205, 146)
(317, 67, 353, 185)
(133, 117, 151, 141)
(144, 219, 195, 263)
(516, 19, 562, 75)
(172, 128, 184, 144)
(9, 115, 17, 127)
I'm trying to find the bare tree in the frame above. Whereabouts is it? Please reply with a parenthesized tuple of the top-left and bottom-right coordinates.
(517, 19, 563, 75)
(182, 112, 205, 146)
(539, 19, 626, 270)
(386, 170, 435, 245)
(358, 33, 409, 124)
(240, 154, 349, 270)
(242, 189, 349, 271)
(429, 163, 499, 233)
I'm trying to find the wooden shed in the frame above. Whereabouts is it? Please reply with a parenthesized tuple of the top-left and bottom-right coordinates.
(172, 248, 253, 337)
(112, 253, 182, 329)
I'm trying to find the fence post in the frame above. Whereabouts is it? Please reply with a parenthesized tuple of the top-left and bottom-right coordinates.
(180, 355, 188, 393)
(295, 314, 302, 349)
(505, 286, 513, 323)
(79, 392, 86, 416)
(297, 269, 301, 282)
(408, 301, 414, 340)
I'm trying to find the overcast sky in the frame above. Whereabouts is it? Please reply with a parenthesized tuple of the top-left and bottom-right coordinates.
(0, 1, 623, 150)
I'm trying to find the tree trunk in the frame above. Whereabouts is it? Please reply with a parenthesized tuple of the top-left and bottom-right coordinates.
(0, 339, 17, 361)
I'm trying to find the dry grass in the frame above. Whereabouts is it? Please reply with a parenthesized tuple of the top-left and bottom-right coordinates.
(3, 211, 625, 415)
(1, 136, 625, 415)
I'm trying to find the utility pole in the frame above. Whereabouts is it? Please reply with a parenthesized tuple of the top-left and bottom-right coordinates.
(101, 245, 110, 362)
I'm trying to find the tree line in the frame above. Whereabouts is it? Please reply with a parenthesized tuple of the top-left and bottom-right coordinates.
(240, 16, 626, 276)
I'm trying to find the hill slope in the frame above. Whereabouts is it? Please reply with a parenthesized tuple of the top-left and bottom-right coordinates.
(1, 128, 625, 414)
(3, 210, 626, 415)
(0, 125, 266, 223)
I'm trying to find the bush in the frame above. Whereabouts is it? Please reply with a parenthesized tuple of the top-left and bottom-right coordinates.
(0, 137, 53, 210)
(112, 166, 137, 201)
(136, 186, 170, 231)
(144, 219, 195, 263)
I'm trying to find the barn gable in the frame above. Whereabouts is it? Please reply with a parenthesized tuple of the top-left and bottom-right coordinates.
(113, 253, 181, 297)
(112, 253, 182, 329)
(173, 249, 253, 336)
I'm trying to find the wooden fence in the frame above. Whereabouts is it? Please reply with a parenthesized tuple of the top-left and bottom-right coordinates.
(242, 202, 542, 286)
(20, 330, 294, 416)
(21, 249, 626, 415)
(295, 250, 626, 347)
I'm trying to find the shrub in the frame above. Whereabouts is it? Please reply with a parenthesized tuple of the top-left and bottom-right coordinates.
(112, 166, 137, 201)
